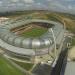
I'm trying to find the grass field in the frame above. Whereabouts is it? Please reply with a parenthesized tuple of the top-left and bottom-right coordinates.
(12, 59, 34, 71)
(21, 27, 47, 38)
(72, 38, 75, 46)
(0, 56, 25, 75)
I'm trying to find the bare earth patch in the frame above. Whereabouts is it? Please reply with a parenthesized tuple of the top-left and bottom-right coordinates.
(68, 46, 75, 60)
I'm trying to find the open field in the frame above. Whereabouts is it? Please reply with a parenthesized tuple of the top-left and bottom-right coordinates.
(72, 38, 75, 46)
(53, 13, 75, 33)
(0, 56, 25, 75)
(11, 59, 34, 71)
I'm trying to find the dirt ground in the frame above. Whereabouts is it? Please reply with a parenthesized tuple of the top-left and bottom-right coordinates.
(68, 46, 75, 60)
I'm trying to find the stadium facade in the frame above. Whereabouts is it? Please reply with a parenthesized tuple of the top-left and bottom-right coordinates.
(0, 17, 65, 63)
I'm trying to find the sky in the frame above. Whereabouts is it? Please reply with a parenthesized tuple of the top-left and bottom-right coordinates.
(0, 0, 75, 14)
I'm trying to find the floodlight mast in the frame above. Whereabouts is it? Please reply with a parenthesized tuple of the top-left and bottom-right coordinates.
(49, 28, 57, 59)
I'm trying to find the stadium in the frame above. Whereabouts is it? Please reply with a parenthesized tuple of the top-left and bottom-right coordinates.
(0, 16, 65, 65)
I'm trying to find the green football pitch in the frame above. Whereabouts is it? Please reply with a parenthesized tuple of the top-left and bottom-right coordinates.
(0, 56, 25, 75)
(21, 27, 47, 38)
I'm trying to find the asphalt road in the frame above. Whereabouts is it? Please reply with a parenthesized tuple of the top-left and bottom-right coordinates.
(50, 48, 68, 75)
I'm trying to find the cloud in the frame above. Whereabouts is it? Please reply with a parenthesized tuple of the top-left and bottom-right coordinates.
(36, 2, 41, 5)
(47, 0, 52, 1)
(23, 0, 34, 3)
(65, 0, 75, 1)
(48, 1, 66, 10)
(10, 0, 19, 2)
(67, 5, 73, 9)
(0, 0, 75, 14)
(0, 1, 2, 5)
